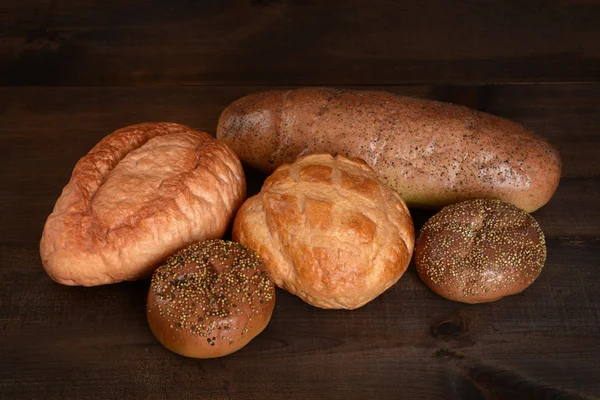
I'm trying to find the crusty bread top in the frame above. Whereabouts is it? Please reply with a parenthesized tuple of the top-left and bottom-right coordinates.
(233, 153, 414, 309)
(217, 88, 561, 212)
(40, 123, 246, 286)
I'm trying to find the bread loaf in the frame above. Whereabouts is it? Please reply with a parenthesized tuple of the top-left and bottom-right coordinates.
(415, 199, 546, 303)
(217, 88, 561, 212)
(147, 240, 275, 358)
(40, 123, 246, 286)
(233, 153, 414, 309)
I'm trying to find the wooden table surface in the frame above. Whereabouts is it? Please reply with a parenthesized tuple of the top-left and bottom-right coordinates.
(1, 1, 599, 399)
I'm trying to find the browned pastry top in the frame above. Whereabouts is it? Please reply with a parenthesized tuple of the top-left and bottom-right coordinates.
(233, 153, 415, 309)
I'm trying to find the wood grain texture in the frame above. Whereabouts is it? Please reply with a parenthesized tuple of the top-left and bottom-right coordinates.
(0, 84, 599, 399)
(0, 0, 599, 86)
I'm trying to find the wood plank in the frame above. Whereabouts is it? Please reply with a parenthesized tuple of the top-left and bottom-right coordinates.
(1, 84, 599, 399)
(1, 0, 598, 86)
(1, 236, 598, 399)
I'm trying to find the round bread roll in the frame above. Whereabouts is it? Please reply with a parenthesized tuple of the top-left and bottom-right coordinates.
(40, 123, 246, 286)
(415, 199, 546, 303)
(147, 240, 275, 358)
(233, 153, 415, 309)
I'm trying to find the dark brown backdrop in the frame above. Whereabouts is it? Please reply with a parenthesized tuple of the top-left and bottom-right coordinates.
(1, 1, 599, 399)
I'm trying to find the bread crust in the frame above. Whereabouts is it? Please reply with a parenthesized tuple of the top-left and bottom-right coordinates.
(415, 199, 546, 303)
(233, 153, 414, 309)
(146, 240, 275, 358)
(217, 88, 561, 212)
(40, 123, 246, 286)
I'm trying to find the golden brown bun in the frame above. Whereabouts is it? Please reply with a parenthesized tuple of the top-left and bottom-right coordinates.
(40, 123, 246, 286)
(217, 88, 561, 212)
(147, 240, 275, 358)
(415, 199, 546, 304)
(232, 153, 414, 309)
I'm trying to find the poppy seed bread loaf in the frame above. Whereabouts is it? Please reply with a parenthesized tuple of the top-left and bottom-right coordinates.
(217, 88, 561, 212)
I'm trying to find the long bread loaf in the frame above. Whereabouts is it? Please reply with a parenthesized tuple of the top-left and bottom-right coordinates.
(217, 88, 560, 212)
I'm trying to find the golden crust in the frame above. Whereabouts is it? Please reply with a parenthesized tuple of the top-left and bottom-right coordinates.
(40, 123, 246, 286)
(233, 153, 415, 309)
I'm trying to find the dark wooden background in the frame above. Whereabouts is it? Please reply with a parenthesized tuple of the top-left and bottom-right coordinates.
(1, 1, 599, 399)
